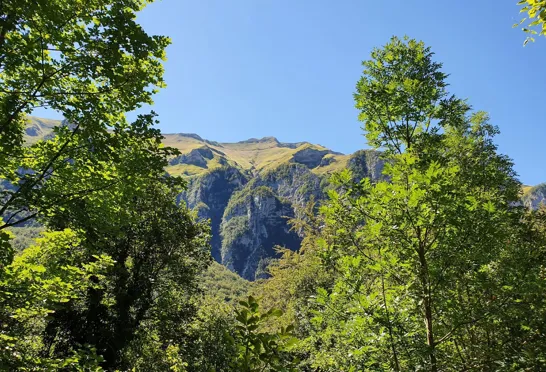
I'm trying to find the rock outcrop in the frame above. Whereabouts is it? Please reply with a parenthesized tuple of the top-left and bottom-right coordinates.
(221, 186, 300, 280)
(180, 166, 248, 261)
(348, 149, 386, 182)
(176, 146, 385, 280)
(169, 147, 214, 167)
(291, 148, 330, 168)
(523, 183, 546, 209)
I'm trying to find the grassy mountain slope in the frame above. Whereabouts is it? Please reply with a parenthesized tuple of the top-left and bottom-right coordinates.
(162, 133, 350, 177)
(24, 117, 350, 178)
(24, 116, 60, 145)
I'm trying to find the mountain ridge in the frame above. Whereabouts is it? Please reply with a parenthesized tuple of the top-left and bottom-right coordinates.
(22, 117, 546, 280)
(22, 117, 377, 279)
(161, 129, 352, 178)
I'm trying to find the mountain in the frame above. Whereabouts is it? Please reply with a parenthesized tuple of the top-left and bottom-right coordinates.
(20, 117, 546, 280)
(162, 132, 349, 177)
(163, 132, 385, 280)
(522, 183, 546, 209)
(20, 117, 386, 280)
(23, 117, 59, 145)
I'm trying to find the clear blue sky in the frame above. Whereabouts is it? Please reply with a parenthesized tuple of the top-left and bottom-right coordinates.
(39, 1, 546, 185)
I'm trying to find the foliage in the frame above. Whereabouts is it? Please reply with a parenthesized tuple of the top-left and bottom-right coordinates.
(140, 293, 299, 372)
(226, 296, 299, 372)
(0, 1, 216, 370)
(0, 229, 113, 370)
(2, 1, 546, 368)
(0, 0, 171, 232)
(181, 295, 239, 372)
(295, 36, 546, 371)
(41, 181, 210, 370)
(7, 226, 44, 252)
(257, 200, 330, 333)
(515, 0, 546, 44)
(255, 201, 333, 370)
(200, 261, 253, 303)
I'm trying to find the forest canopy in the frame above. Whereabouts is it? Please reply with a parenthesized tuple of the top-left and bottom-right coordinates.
(1, 1, 545, 371)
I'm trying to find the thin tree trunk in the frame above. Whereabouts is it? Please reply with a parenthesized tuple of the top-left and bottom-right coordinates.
(381, 272, 401, 371)
(418, 245, 437, 371)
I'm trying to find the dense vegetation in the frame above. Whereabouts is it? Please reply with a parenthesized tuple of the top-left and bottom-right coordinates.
(1, 1, 545, 371)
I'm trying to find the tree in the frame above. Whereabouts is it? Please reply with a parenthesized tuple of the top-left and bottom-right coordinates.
(0, 0, 170, 232)
(39, 179, 211, 370)
(255, 200, 332, 370)
(175, 295, 240, 372)
(0, 229, 114, 370)
(226, 296, 299, 372)
(0, 2, 217, 368)
(304, 37, 546, 371)
(515, 0, 546, 44)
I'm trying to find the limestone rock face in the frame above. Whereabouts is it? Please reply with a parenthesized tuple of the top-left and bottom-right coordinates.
(348, 149, 386, 182)
(169, 147, 214, 167)
(291, 148, 330, 168)
(319, 156, 336, 167)
(180, 162, 324, 279)
(175, 146, 389, 280)
(216, 164, 324, 280)
(255, 164, 323, 207)
(523, 183, 546, 209)
(180, 166, 248, 261)
(220, 187, 299, 280)
(25, 125, 42, 137)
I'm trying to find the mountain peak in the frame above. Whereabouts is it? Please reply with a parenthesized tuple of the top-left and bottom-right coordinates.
(176, 133, 204, 141)
(238, 136, 279, 144)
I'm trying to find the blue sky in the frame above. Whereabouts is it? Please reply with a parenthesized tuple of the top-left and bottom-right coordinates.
(38, 1, 546, 185)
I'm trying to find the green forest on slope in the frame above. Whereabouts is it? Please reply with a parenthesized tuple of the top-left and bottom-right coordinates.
(1, 1, 546, 371)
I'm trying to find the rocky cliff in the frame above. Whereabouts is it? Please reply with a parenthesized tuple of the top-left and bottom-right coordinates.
(17, 117, 389, 280)
(168, 132, 385, 280)
(523, 183, 546, 210)
(26, 117, 546, 281)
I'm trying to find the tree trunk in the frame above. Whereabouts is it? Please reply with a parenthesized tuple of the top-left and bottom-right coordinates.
(418, 245, 437, 371)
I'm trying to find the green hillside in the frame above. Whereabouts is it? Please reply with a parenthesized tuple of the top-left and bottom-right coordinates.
(24, 117, 350, 178)
(199, 261, 254, 303)
(163, 133, 350, 177)
(23, 116, 60, 145)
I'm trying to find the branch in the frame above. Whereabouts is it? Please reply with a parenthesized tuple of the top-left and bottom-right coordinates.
(0, 124, 80, 225)
(0, 212, 38, 229)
